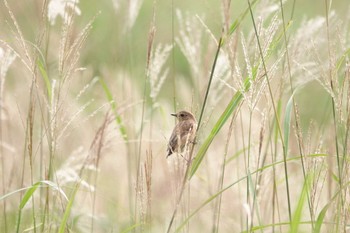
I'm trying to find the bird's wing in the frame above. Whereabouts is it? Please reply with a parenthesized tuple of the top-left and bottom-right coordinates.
(180, 121, 196, 138)
(167, 127, 179, 156)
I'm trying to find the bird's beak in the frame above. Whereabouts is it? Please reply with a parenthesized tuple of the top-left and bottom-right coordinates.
(171, 113, 177, 117)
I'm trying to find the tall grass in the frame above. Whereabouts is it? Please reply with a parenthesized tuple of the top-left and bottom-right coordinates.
(0, 0, 350, 232)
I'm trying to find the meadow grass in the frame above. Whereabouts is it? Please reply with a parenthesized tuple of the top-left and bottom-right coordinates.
(0, 0, 350, 232)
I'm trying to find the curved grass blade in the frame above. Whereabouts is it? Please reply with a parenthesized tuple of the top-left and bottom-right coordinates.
(197, 36, 223, 129)
(314, 187, 342, 233)
(58, 183, 79, 233)
(335, 47, 350, 71)
(176, 154, 326, 232)
(15, 181, 68, 233)
(19, 180, 67, 209)
(98, 77, 128, 140)
(314, 202, 331, 233)
(290, 173, 313, 233)
(121, 223, 143, 233)
(37, 59, 52, 100)
(228, 0, 259, 35)
(225, 145, 249, 164)
(0, 187, 28, 202)
(189, 78, 250, 179)
(1, 181, 67, 203)
(189, 15, 289, 179)
(242, 221, 313, 233)
(284, 93, 295, 157)
(175, 175, 247, 232)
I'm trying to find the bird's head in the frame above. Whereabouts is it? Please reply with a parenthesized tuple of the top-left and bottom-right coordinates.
(171, 111, 196, 122)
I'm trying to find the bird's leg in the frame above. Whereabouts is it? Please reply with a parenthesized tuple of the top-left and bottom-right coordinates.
(179, 153, 188, 161)
(178, 152, 194, 165)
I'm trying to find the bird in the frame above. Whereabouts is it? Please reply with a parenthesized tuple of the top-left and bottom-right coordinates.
(167, 110, 197, 158)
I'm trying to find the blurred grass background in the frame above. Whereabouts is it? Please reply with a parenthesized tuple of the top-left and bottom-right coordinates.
(0, 0, 350, 232)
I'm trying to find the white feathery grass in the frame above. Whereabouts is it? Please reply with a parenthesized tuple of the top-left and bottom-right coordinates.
(196, 15, 217, 44)
(58, 9, 95, 83)
(112, 0, 120, 12)
(56, 81, 111, 143)
(0, 141, 15, 153)
(0, 47, 16, 97)
(261, 14, 280, 56)
(47, 0, 81, 25)
(112, 0, 143, 32)
(127, 0, 144, 30)
(57, 99, 94, 141)
(308, 155, 327, 217)
(256, 0, 281, 19)
(210, 51, 232, 106)
(148, 44, 172, 104)
(195, 13, 232, 106)
(239, 11, 282, 111)
(241, 32, 253, 80)
(287, 12, 346, 93)
(288, 16, 327, 88)
(54, 77, 99, 142)
(176, 9, 204, 78)
(55, 147, 96, 192)
(0, 41, 33, 74)
(50, 79, 58, 153)
(4, 0, 34, 73)
(75, 77, 98, 101)
(243, 202, 252, 228)
(0, 47, 17, 77)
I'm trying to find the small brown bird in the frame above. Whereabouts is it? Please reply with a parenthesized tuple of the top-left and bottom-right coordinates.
(167, 110, 197, 158)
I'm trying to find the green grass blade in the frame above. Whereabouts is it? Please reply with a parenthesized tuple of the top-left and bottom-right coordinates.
(37, 59, 52, 100)
(18, 182, 40, 210)
(314, 187, 342, 233)
(284, 93, 294, 155)
(225, 146, 249, 164)
(335, 47, 350, 71)
(197, 36, 222, 128)
(189, 78, 250, 179)
(0, 187, 28, 202)
(175, 175, 248, 232)
(58, 184, 79, 233)
(121, 223, 143, 233)
(314, 202, 331, 233)
(228, 0, 259, 35)
(289, 173, 312, 233)
(256, 153, 326, 173)
(247, 169, 263, 232)
(40, 180, 69, 201)
(18, 180, 68, 209)
(177, 154, 326, 232)
(98, 77, 128, 140)
(242, 221, 312, 232)
(0, 180, 67, 203)
(15, 181, 68, 233)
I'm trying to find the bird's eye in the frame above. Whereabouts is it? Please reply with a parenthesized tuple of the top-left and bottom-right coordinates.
(180, 113, 185, 117)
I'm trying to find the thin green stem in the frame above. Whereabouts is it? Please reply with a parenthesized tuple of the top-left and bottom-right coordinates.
(197, 37, 223, 128)
(324, 2, 343, 231)
(246, 0, 292, 221)
(166, 35, 223, 233)
(279, 0, 314, 229)
(324, 0, 342, 183)
(171, 0, 177, 113)
(212, 113, 235, 233)
(247, 111, 252, 232)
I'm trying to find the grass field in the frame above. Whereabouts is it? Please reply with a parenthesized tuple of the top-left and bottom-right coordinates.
(1, 0, 350, 232)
